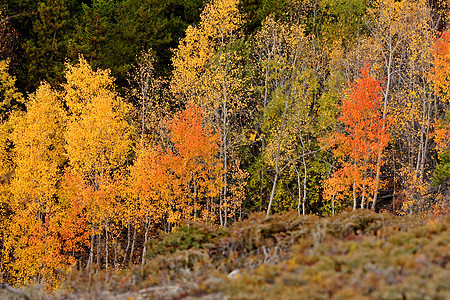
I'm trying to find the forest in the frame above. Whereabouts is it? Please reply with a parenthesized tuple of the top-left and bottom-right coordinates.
(0, 0, 449, 292)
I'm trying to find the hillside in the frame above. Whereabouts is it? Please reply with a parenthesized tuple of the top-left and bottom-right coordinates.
(2, 210, 448, 299)
(1, 0, 450, 289)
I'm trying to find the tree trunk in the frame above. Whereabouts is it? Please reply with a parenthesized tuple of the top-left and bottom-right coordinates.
(353, 159, 357, 210)
(141, 220, 150, 268)
(129, 227, 137, 265)
(96, 234, 101, 266)
(87, 233, 94, 271)
(105, 221, 109, 269)
(114, 236, 118, 269)
(88, 233, 95, 285)
(122, 224, 131, 266)
(267, 171, 278, 216)
(332, 192, 335, 216)
(296, 166, 302, 216)
(299, 134, 308, 216)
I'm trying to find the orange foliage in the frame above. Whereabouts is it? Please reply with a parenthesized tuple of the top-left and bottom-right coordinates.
(433, 30, 450, 105)
(432, 30, 450, 154)
(325, 65, 390, 209)
(132, 103, 221, 229)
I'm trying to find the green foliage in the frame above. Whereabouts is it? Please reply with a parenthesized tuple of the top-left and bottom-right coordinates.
(432, 149, 450, 187)
(23, 0, 74, 88)
(432, 111, 450, 187)
(319, 0, 367, 45)
(68, 0, 206, 84)
(146, 224, 226, 260)
(256, 0, 290, 22)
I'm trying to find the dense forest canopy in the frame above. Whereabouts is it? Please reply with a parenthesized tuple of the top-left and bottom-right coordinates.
(0, 0, 449, 289)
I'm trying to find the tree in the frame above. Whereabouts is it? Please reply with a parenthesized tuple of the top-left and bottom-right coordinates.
(0, 59, 23, 182)
(433, 30, 450, 105)
(171, 0, 247, 227)
(0, 59, 23, 120)
(128, 49, 165, 147)
(431, 29, 450, 187)
(250, 16, 330, 216)
(319, 0, 367, 47)
(23, 0, 73, 88)
(3, 82, 68, 288)
(252, 17, 307, 216)
(64, 57, 132, 271)
(325, 65, 390, 210)
(365, 0, 436, 208)
(68, 0, 114, 72)
(167, 104, 222, 223)
(132, 104, 221, 232)
(68, 0, 207, 85)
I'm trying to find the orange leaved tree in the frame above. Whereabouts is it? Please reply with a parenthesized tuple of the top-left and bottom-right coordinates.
(132, 104, 221, 239)
(166, 103, 222, 224)
(325, 65, 390, 211)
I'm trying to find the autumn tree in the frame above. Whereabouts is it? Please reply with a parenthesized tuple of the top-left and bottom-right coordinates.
(0, 59, 23, 120)
(0, 59, 23, 284)
(130, 104, 221, 266)
(64, 57, 132, 271)
(128, 49, 167, 147)
(248, 15, 334, 216)
(431, 29, 450, 190)
(325, 66, 390, 210)
(250, 17, 308, 216)
(2, 83, 68, 288)
(171, 0, 247, 227)
(167, 104, 222, 223)
(362, 0, 436, 208)
(0, 59, 22, 195)
(132, 104, 221, 233)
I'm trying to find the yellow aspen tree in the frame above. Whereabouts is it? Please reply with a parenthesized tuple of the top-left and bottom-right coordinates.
(171, 0, 246, 227)
(0, 59, 23, 120)
(366, 0, 435, 208)
(0, 59, 23, 187)
(0, 58, 22, 193)
(64, 57, 132, 271)
(3, 83, 67, 288)
(0, 59, 23, 283)
(11, 83, 66, 208)
(128, 49, 166, 147)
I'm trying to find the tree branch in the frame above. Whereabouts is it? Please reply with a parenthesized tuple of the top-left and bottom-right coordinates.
(0, 14, 21, 26)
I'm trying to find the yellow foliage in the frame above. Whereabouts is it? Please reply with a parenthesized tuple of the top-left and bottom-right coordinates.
(11, 83, 66, 205)
(0, 59, 23, 120)
(64, 56, 132, 181)
(3, 82, 69, 288)
(171, 0, 245, 226)
(171, 0, 241, 104)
